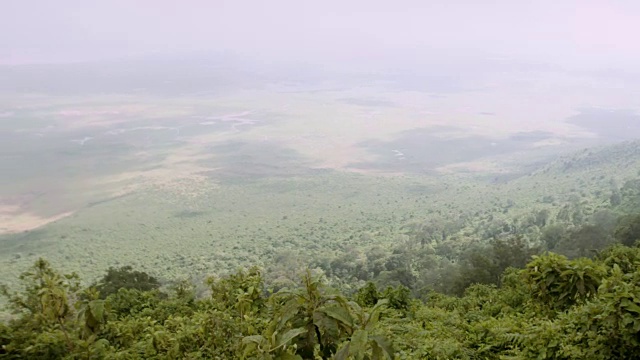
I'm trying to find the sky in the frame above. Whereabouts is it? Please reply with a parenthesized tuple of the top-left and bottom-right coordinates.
(2, 0, 640, 72)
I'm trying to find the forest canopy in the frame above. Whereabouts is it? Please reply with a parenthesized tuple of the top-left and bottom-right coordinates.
(1, 237, 640, 359)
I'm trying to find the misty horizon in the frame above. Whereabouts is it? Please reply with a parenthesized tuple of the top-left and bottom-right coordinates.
(2, 0, 640, 73)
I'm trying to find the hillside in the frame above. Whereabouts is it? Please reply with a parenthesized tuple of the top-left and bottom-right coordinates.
(2, 140, 640, 358)
(1, 141, 640, 295)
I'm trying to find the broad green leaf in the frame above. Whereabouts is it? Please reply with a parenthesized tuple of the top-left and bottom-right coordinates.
(243, 335, 266, 345)
(622, 299, 640, 314)
(544, 274, 556, 287)
(334, 343, 351, 360)
(89, 300, 105, 321)
(276, 328, 307, 349)
(350, 329, 368, 360)
(348, 301, 363, 316)
(278, 352, 303, 360)
(366, 299, 388, 330)
(370, 335, 393, 358)
(321, 304, 354, 328)
(371, 340, 384, 360)
(279, 299, 300, 329)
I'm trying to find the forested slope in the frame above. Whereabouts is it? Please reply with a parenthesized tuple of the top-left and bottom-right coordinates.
(3, 141, 640, 359)
(303, 141, 640, 297)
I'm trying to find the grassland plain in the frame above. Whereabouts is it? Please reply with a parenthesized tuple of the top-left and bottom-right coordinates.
(2, 82, 640, 316)
(2, 140, 640, 295)
(0, 85, 619, 224)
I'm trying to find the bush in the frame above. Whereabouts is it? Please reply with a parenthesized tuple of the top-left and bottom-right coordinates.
(94, 265, 161, 299)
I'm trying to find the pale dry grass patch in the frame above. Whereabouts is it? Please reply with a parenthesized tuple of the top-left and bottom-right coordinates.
(0, 204, 74, 234)
(436, 160, 511, 175)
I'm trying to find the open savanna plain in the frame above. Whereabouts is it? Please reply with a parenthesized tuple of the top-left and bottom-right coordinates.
(2, 66, 640, 310)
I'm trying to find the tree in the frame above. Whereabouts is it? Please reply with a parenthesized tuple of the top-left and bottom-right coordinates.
(610, 191, 622, 206)
(0, 259, 80, 357)
(281, 270, 353, 358)
(590, 209, 618, 233)
(559, 224, 612, 257)
(522, 253, 605, 312)
(534, 209, 550, 227)
(244, 270, 394, 359)
(334, 299, 393, 360)
(94, 265, 161, 299)
(596, 244, 640, 275)
(355, 282, 380, 308)
(453, 237, 535, 295)
(491, 236, 535, 274)
(540, 224, 567, 251)
(614, 214, 640, 247)
(75, 288, 109, 339)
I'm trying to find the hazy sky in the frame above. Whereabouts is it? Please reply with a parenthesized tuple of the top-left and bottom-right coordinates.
(2, 0, 640, 71)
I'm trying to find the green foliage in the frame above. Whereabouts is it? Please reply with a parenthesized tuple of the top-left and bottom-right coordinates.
(4, 241, 640, 359)
(242, 271, 394, 359)
(333, 300, 394, 360)
(614, 213, 640, 246)
(540, 223, 567, 250)
(354, 282, 411, 313)
(598, 243, 640, 273)
(0, 259, 91, 358)
(277, 270, 354, 358)
(354, 282, 380, 308)
(94, 265, 161, 299)
(242, 327, 306, 359)
(516, 265, 640, 359)
(558, 223, 613, 258)
(1, 258, 79, 320)
(453, 236, 536, 295)
(522, 253, 606, 312)
(208, 266, 264, 318)
(75, 288, 109, 338)
(380, 286, 411, 314)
